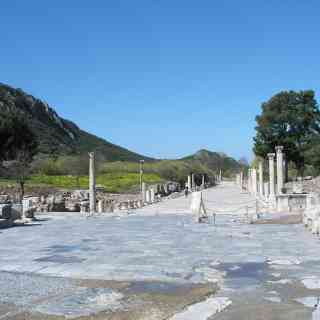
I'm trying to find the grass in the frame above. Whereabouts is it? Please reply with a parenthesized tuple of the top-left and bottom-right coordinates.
(27, 173, 163, 193)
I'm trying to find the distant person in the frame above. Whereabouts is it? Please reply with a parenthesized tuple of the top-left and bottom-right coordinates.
(184, 187, 189, 198)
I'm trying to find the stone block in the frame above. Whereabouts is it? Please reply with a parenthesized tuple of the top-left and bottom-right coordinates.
(0, 204, 11, 219)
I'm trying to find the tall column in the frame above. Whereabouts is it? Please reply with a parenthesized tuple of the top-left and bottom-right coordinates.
(259, 161, 264, 197)
(268, 153, 276, 199)
(142, 182, 146, 202)
(201, 175, 205, 188)
(264, 182, 269, 198)
(219, 170, 222, 182)
(191, 174, 195, 190)
(276, 146, 284, 194)
(187, 175, 192, 190)
(89, 152, 96, 214)
(252, 168, 257, 195)
(248, 169, 252, 193)
(240, 171, 243, 190)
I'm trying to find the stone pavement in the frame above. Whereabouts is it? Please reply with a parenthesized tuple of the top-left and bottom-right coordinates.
(0, 182, 319, 319)
(136, 181, 257, 215)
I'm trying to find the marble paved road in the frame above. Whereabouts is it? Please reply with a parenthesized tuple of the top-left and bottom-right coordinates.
(136, 181, 257, 215)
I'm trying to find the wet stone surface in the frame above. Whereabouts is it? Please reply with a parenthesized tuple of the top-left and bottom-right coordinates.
(1, 183, 320, 320)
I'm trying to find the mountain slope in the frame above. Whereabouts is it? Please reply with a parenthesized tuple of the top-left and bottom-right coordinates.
(0, 83, 153, 161)
(181, 149, 242, 174)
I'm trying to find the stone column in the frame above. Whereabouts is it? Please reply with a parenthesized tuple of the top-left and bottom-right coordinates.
(97, 199, 104, 213)
(202, 175, 205, 188)
(252, 168, 257, 195)
(264, 182, 269, 198)
(247, 169, 252, 193)
(191, 174, 195, 190)
(276, 146, 284, 194)
(89, 152, 96, 214)
(187, 175, 192, 190)
(146, 189, 151, 203)
(142, 182, 146, 202)
(150, 188, 155, 203)
(240, 171, 243, 190)
(268, 153, 276, 199)
(258, 161, 264, 197)
(219, 170, 222, 182)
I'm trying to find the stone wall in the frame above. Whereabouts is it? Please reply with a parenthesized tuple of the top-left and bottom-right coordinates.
(285, 176, 320, 194)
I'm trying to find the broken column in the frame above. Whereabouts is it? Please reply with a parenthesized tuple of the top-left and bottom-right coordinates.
(276, 146, 284, 194)
(97, 199, 104, 213)
(150, 188, 155, 203)
(146, 189, 151, 203)
(89, 152, 96, 214)
(268, 153, 276, 200)
(258, 161, 264, 197)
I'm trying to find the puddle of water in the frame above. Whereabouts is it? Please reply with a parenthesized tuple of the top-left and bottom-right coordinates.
(217, 262, 269, 279)
(35, 255, 85, 264)
(126, 281, 194, 294)
(46, 244, 80, 253)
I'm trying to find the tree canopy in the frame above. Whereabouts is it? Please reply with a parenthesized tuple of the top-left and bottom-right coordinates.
(253, 90, 320, 175)
(0, 110, 38, 162)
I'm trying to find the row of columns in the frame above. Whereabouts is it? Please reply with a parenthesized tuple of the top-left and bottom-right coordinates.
(89, 152, 160, 214)
(142, 182, 156, 203)
(237, 146, 285, 202)
(186, 173, 207, 191)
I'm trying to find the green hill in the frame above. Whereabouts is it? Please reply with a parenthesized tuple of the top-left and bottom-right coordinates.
(0, 83, 245, 192)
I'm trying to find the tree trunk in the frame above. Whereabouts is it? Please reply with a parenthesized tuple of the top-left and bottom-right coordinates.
(76, 176, 80, 189)
(284, 160, 289, 182)
(297, 161, 305, 178)
(19, 181, 25, 203)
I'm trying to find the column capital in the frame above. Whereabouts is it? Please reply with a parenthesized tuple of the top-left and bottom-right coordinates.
(267, 153, 275, 160)
(275, 146, 284, 153)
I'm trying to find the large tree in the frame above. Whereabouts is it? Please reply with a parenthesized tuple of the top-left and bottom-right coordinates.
(253, 90, 320, 177)
(0, 111, 38, 200)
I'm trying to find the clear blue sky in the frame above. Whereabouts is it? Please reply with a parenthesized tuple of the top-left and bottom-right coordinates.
(1, 1, 320, 161)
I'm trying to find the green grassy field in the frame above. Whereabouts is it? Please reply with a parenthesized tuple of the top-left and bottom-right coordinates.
(0, 173, 163, 193)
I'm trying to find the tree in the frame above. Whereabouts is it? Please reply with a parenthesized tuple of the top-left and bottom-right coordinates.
(253, 90, 320, 177)
(0, 111, 38, 200)
(60, 155, 89, 188)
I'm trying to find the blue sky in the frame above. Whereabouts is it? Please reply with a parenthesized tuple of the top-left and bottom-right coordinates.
(1, 1, 320, 161)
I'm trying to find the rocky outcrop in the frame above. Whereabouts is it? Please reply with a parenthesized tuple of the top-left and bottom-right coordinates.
(0, 83, 154, 161)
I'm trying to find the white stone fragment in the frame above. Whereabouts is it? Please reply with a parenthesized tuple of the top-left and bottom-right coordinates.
(268, 279, 292, 284)
(302, 277, 320, 289)
(169, 297, 232, 320)
(266, 258, 301, 265)
(295, 296, 319, 308)
(264, 296, 281, 303)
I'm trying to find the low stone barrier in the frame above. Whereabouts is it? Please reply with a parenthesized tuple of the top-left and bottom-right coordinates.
(302, 193, 320, 235)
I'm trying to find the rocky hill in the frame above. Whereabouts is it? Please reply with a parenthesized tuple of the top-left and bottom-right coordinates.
(0, 83, 153, 161)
